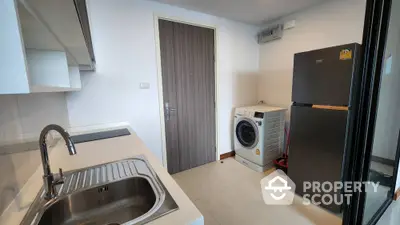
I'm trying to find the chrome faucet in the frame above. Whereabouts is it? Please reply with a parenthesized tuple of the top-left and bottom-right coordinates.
(39, 124, 77, 200)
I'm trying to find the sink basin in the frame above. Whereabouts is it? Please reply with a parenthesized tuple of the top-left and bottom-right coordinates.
(21, 156, 178, 225)
(39, 177, 156, 225)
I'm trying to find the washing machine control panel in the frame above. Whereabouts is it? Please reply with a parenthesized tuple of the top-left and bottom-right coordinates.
(254, 112, 264, 118)
(236, 108, 264, 118)
(236, 110, 265, 119)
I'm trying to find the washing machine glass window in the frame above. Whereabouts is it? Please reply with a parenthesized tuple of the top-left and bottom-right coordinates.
(236, 119, 258, 148)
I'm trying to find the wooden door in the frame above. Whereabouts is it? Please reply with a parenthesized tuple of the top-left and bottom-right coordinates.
(159, 20, 216, 174)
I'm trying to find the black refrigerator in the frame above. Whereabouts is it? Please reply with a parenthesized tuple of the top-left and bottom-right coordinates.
(288, 43, 362, 213)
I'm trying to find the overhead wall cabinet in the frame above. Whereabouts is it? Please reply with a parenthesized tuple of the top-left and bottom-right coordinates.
(0, 0, 94, 94)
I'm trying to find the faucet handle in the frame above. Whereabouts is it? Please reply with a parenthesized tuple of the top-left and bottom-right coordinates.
(59, 168, 64, 178)
(53, 168, 65, 185)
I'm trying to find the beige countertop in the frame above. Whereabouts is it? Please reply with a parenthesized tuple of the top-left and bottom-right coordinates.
(0, 129, 203, 225)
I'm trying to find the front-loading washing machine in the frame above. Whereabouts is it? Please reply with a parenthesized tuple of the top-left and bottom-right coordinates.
(234, 105, 286, 172)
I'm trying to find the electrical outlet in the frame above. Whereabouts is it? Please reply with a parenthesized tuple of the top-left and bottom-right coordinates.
(139, 82, 150, 89)
(284, 20, 296, 30)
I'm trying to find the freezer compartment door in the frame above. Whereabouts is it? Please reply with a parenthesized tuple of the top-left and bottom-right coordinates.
(288, 105, 349, 213)
(292, 43, 360, 105)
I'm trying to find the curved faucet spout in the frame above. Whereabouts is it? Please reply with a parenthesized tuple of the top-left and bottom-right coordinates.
(39, 124, 77, 200)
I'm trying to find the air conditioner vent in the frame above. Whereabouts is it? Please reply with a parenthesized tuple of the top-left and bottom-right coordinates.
(257, 24, 283, 44)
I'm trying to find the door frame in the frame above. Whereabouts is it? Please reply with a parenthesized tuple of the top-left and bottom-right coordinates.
(342, 0, 395, 224)
(153, 14, 219, 168)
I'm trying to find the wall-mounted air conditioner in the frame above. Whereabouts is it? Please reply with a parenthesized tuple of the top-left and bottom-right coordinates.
(257, 24, 283, 44)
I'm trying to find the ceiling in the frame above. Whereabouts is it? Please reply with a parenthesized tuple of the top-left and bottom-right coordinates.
(150, 0, 330, 25)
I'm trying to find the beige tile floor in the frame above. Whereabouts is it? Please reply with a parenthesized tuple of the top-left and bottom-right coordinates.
(370, 161, 394, 175)
(172, 157, 342, 225)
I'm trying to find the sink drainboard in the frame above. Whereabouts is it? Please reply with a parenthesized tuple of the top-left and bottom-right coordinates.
(20, 155, 179, 225)
(41, 158, 151, 197)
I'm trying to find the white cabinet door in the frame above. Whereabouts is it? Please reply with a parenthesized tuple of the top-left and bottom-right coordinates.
(0, 0, 83, 94)
(0, 0, 30, 94)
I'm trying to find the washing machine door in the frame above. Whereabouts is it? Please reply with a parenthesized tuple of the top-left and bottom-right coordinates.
(235, 118, 259, 149)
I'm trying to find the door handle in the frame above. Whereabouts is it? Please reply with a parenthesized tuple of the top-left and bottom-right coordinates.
(165, 102, 177, 121)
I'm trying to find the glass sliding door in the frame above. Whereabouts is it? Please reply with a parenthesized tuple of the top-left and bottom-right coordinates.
(362, 0, 400, 222)
(343, 0, 400, 224)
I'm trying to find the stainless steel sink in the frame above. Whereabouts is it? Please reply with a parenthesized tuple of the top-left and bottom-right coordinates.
(21, 156, 178, 225)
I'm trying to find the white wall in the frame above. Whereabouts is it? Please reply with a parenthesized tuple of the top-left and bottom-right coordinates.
(258, 0, 366, 113)
(0, 0, 30, 94)
(0, 93, 69, 145)
(255, 0, 400, 191)
(66, 0, 259, 162)
(0, 93, 69, 214)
